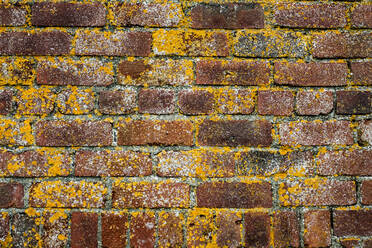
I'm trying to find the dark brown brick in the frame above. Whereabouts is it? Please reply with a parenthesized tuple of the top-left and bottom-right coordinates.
(361, 180, 372, 205)
(340, 239, 360, 248)
(244, 212, 270, 248)
(130, 212, 156, 248)
(158, 211, 184, 248)
(215, 211, 242, 247)
(336, 91, 371, 114)
(364, 239, 372, 248)
(273, 211, 300, 248)
(0, 183, 23, 208)
(0, 57, 35, 86)
(71, 212, 98, 248)
(11, 213, 39, 248)
(178, 90, 214, 115)
(42, 210, 70, 248)
(196, 181, 272, 208)
(333, 210, 372, 236)
(138, 89, 175, 114)
(0, 4, 26, 26)
(0, 213, 9, 242)
(98, 90, 136, 115)
(257, 90, 294, 116)
(0, 90, 12, 115)
(296, 91, 333, 115)
(351, 4, 372, 28)
(304, 210, 331, 248)
(102, 212, 128, 248)
(351, 61, 372, 86)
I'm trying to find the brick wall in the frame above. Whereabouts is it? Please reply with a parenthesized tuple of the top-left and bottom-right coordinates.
(0, 0, 371, 247)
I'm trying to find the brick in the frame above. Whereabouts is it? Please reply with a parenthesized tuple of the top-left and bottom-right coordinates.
(351, 4, 372, 28)
(37, 57, 114, 86)
(274, 62, 348, 86)
(0, 4, 26, 26)
(361, 180, 372, 205)
(35, 120, 112, 146)
(187, 209, 215, 248)
(71, 212, 98, 248)
(157, 149, 235, 178)
(16, 87, 55, 115)
(0, 213, 9, 242)
(56, 88, 95, 115)
(234, 31, 306, 57)
(29, 180, 107, 208)
(257, 90, 294, 116)
(351, 61, 372, 86)
(117, 120, 193, 146)
(158, 211, 184, 248)
(340, 239, 360, 248)
(0, 183, 23, 208)
(0, 31, 71, 55)
(111, 2, 183, 27)
(296, 91, 333, 115)
(102, 212, 128, 248)
(279, 121, 354, 146)
(75, 150, 152, 177)
(138, 89, 175, 114)
(130, 212, 156, 248)
(364, 240, 372, 248)
(32, 2, 106, 26)
(216, 89, 255, 114)
(196, 181, 272, 208)
(197, 120, 272, 147)
(75, 30, 152, 56)
(274, 3, 346, 28)
(304, 210, 331, 248)
(317, 149, 372, 176)
(112, 181, 189, 208)
(0, 57, 35, 85)
(279, 179, 356, 206)
(11, 213, 39, 248)
(359, 120, 372, 145)
(0, 119, 33, 146)
(178, 90, 214, 115)
(336, 91, 371, 114)
(42, 210, 70, 248)
(215, 210, 242, 247)
(117, 59, 193, 86)
(153, 30, 229, 56)
(333, 210, 372, 236)
(313, 32, 372, 58)
(273, 211, 300, 248)
(98, 90, 136, 115)
(196, 60, 270, 86)
(0, 90, 12, 115)
(245, 212, 270, 248)
(190, 3, 264, 29)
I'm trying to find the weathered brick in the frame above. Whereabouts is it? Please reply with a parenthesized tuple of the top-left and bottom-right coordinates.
(130, 212, 156, 248)
(279, 121, 354, 146)
(197, 120, 272, 147)
(11, 213, 39, 248)
(16, 87, 55, 115)
(275, 62, 348, 86)
(0, 90, 12, 115)
(0, 213, 9, 242)
(351, 4, 372, 28)
(112, 181, 189, 208)
(196, 181, 272, 208)
(234, 31, 306, 57)
(340, 239, 360, 248)
(359, 120, 372, 145)
(138, 89, 175, 114)
(117, 120, 193, 146)
(75, 30, 152, 56)
(361, 180, 372, 205)
(178, 90, 214, 115)
(244, 212, 270, 248)
(313, 32, 372, 58)
(336, 91, 371, 114)
(279, 179, 356, 206)
(153, 30, 229, 56)
(158, 211, 184, 248)
(364, 240, 372, 248)
(274, 3, 346, 28)
(187, 209, 215, 248)
(257, 90, 294, 116)
(0, 31, 71, 55)
(98, 90, 136, 115)
(0, 4, 26, 26)
(71, 212, 98, 248)
(29, 180, 107, 208)
(273, 211, 300, 248)
(215, 210, 242, 247)
(351, 61, 372, 86)
(32, 2, 106, 26)
(0, 57, 35, 86)
(56, 88, 95, 115)
(0, 183, 23, 208)
(296, 91, 333, 115)
(196, 60, 270, 86)
(35, 120, 112, 146)
(333, 210, 372, 236)
(0, 119, 33, 146)
(304, 210, 331, 248)
(42, 210, 70, 248)
(75, 150, 152, 177)
(102, 212, 128, 248)
(190, 3, 264, 29)
(216, 89, 255, 114)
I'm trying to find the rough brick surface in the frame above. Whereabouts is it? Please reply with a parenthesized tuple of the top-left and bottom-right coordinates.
(0, 5, 26, 26)
(359, 120, 372, 145)
(98, 90, 136, 115)
(42, 210, 70, 248)
(158, 211, 184, 247)
(244, 212, 270, 247)
(130, 212, 156, 248)
(351, 61, 372, 85)
(333, 210, 372, 236)
(361, 180, 372, 205)
(138, 89, 175, 114)
(304, 210, 331, 247)
(0, 183, 23, 208)
(71, 212, 98, 248)
(351, 4, 372, 28)
(257, 90, 294, 116)
(0, 90, 13, 115)
(273, 211, 300, 247)
(296, 91, 333, 115)
(102, 212, 128, 248)
(336, 91, 371, 114)
(178, 90, 214, 115)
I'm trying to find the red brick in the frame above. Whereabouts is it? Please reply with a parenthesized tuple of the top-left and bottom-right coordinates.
(196, 181, 272, 208)
(359, 120, 372, 145)
(98, 90, 136, 115)
(0, 90, 12, 115)
(42, 210, 70, 248)
(313, 32, 372, 58)
(32, 2, 106, 26)
(0, 213, 9, 242)
(351, 61, 372, 86)
(340, 239, 360, 248)
(36, 120, 112, 147)
(296, 91, 333, 115)
(273, 211, 300, 248)
(304, 210, 331, 248)
(16, 87, 55, 115)
(112, 181, 189, 208)
(117, 120, 193, 146)
(130, 212, 156, 248)
(279, 121, 354, 146)
(102, 212, 128, 248)
(0, 4, 26, 26)
(215, 210, 242, 247)
(197, 120, 272, 147)
(0, 31, 71, 55)
(75, 30, 152, 56)
(190, 3, 264, 29)
(187, 210, 215, 247)
(336, 91, 371, 114)
(75, 150, 152, 177)
(11, 213, 40, 247)
(257, 90, 294, 116)
(56, 88, 95, 115)
(71, 212, 98, 248)
(351, 4, 372, 28)
(196, 60, 270, 86)
(244, 212, 270, 248)
(158, 211, 184, 248)
(361, 180, 372, 205)
(0, 57, 35, 86)
(178, 90, 214, 115)
(0, 120, 33, 146)
(275, 62, 347, 86)
(364, 239, 372, 248)
(216, 89, 255, 115)
(138, 89, 175, 114)
(279, 179, 356, 206)
(274, 3, 346, 28)
(317, 149, 372, 176)
(333, 210, 372, 236)
(0, 183, 23, 208)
